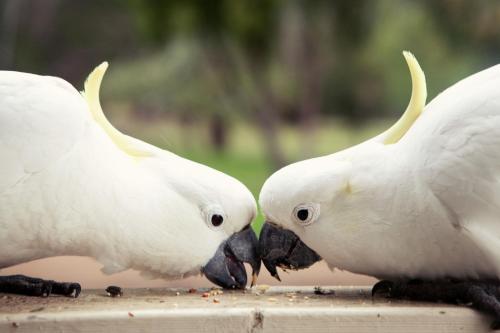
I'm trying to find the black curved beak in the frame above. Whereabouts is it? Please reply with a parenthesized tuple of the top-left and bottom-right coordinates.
(202, 225, 261, 289)
(259, 222, 321, 281)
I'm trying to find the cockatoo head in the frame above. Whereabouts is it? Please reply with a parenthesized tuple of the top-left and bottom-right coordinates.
(258, 51, 426, 280)
(117, 145, 262, 289)
(84, 63, 260, 289)
(257, 156, 351, 279)
(121, 149, 261, 290)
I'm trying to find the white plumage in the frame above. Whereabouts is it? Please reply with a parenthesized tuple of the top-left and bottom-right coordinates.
(0, 63, 256, 281)
(259, 52, 500, 280)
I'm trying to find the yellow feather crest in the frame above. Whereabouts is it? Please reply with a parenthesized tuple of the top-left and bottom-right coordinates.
(81, 62, 152, 158)
(383, 51, 427, 144)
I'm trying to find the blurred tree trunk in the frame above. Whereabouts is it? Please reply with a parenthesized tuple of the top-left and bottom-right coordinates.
(297, 33, 321, 157)
(0, 0, 23, 68)
(228, 42, 286, 169)
(209, 113, 227, 152)
(203, 41, 229, 152)
(279, 1, 325, 158)
(295, 5, 322, 158)
(256, 88, 286, 169)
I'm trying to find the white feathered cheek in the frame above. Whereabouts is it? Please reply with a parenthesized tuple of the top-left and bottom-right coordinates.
(202, 204, 227, 230)
(292, 203, 320, 226)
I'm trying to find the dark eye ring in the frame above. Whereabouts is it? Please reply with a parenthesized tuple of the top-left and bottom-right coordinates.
(211, 214, 224, 227)
(296, 209, 309, 221)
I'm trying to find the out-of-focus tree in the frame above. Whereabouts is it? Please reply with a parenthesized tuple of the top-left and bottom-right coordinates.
(424, 0, 500, 58)
(5, 0, 500, 166)
(3, 0, 143, 81)
(0, 0, 24, 68)
(125, 0, 286, 164)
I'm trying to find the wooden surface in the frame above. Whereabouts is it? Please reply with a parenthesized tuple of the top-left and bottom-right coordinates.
(0, 286, 491, 332)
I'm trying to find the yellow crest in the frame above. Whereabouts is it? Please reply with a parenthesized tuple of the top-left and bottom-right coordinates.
(383, 51, 427, 144)
(81, 62, 152, 158)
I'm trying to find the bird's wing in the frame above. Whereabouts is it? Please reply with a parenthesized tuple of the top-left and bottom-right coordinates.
(399, 63, 500, 274)
(0, 63, 157, 194)
(0, 71, 91, 192)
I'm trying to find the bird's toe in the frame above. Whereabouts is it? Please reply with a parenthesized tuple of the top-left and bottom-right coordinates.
(372, 280, 394, 297)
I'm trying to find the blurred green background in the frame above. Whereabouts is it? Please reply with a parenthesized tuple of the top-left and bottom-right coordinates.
(2, 0, 500, 233)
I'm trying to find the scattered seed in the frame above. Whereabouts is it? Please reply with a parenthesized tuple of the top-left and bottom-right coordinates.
(314, 286, 334, 295)
(12, 322, 19, 328)
(29, 307, 45, 312)
(105, 286, 123, 297)
(188, 288, 197, 293)
(128, 312, 134, 317)
(202, 292, 210, 298)
(256, 284, 270, 293)
(207, 289, 223, 296)
(175, 292, 180, 296)
(213, 298, 220, 303)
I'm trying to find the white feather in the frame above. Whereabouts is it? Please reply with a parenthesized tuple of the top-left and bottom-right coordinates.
(260, 57, 500, 280)
(0, 66, 256, 279)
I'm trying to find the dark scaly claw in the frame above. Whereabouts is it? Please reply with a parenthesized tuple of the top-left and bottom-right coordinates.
(0, 275, 80, 297)
(52, 281, 81, 297)
(371, 279, 500, 328)
(491, 319, 500, 331)
(41, 281, 53, 297)
(372, 280, 394, 297)
(105, 286, 122, 297)
(73, 283, 81, 298)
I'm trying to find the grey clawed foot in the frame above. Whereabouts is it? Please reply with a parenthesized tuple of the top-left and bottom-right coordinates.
(491, 319, 500, 331)
(371, 280, 394, 297)
(51, 281, 81, 297)
(0, 275, 81, 298)
(372, 279, 500, 329)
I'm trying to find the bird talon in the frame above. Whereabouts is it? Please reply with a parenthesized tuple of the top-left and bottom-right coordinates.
(491, 319, 500, 330)
(372, 280, 394, 297)
(71, 283, 82, 298)
(41, 282, 53, 297)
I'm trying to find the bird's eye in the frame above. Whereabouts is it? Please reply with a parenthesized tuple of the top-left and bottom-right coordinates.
(211, 214, 224, 227)
(204, 205, 226, 230)
(293, 203, 319, 226)
(297, 209, 309, 221)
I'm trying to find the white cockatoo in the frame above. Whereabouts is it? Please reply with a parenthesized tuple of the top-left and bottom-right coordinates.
(0, 63, 260, 297)
(258, 52, 500, 324)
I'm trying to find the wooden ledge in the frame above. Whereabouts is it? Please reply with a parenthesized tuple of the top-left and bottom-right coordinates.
(0, 286, 491, 332)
